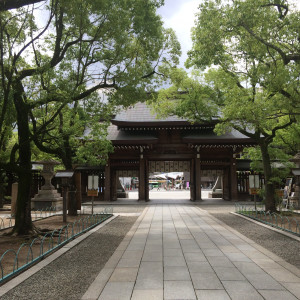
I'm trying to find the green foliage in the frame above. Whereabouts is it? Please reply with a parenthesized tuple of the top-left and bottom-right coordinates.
(153, 0, 299, 212)
(0, 0, 180, 233)
(242, 146, 294, 185)
(150, 68, 220, 122)
(0, 0, 180, 168)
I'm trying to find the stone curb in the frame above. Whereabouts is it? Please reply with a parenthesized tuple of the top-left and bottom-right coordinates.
(231, 212, 300, 242)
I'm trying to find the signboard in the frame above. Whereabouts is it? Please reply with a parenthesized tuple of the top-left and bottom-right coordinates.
(249, 188, 260, 195)
(88, 175, 99, 197)
(249, 175, 260, 189)
(87, 189, 98, 197)
(88, 175, 99, 189)
(249, 175, 260, 196)
(55, 171, 74, 178)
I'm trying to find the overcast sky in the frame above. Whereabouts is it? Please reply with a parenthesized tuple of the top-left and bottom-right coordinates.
(157, 0, 300, 69)
(158, 0, 201, 68)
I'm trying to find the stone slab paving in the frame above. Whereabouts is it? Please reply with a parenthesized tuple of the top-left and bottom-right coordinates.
(82, 205, 300, 300)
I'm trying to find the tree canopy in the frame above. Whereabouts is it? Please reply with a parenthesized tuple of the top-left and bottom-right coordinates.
(154, 0, 300, 212)
(0, 0, 45, 11)
(0, 0, 180, 234)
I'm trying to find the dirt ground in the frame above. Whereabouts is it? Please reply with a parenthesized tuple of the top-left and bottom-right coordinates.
(0, 213, 106, 281)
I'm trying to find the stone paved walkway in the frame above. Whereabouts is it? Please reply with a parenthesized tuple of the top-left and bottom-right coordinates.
(82, 205, 300, 300)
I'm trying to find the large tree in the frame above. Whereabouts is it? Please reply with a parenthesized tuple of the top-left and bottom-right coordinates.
(154, 0, 299, 212)
(0, 0, 45, 11)
(0, 0, 180, 234)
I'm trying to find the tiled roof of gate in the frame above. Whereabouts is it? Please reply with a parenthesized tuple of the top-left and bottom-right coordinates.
(106, 102, 255, 145)
(107, 124, 158, 144)
(183, 128, 250, 142)
(112, 102, 189, 125)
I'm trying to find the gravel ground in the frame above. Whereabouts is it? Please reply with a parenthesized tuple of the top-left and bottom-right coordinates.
(1, 215, 138, 300)
(200, 203, 300, 269)
(82, 204, 145, 214)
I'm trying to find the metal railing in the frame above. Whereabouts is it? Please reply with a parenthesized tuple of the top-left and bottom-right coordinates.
(0, 207, 113, 284)
(31, 206, 58, 220)
(235, 203, 300, 236)
(0, 217, 13, 230)
(0, 207, 59, 231)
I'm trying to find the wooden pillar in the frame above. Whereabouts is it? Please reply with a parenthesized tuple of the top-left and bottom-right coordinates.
(190, 159, 195, 201)
(145, 159, 149, 201)
(74, 172, 81, 209)
(195, 153, 202, 201)
(230, 153, 238, 200)
(139, 155, 146, 201)
(223, 168, 230, 200)
(111, 170, 117, 201)
(104, 162, 111, 201)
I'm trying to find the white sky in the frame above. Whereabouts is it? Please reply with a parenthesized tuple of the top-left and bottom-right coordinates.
(158, 0, 300, 69)
(158, 0, 201, 68)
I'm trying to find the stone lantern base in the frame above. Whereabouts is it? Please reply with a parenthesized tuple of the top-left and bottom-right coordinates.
(31, 189, 63, 210)
(31, 160, 63, 211)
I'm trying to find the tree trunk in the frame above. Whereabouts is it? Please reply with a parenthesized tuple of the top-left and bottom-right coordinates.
(0, 170, 5, 208)
(260, 142, 276, 212)
(61, 137, 77, 216)
(68, 184, 77, 216)
(13, 82, 33, 235)
(0, 190, 3, 208)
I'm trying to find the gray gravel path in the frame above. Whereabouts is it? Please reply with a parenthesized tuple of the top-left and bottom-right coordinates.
(1, 215, 138, 300)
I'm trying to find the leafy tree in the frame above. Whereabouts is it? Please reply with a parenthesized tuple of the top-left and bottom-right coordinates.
(31, 95, 114, 169)
(0, 0, 45, 11)
(154, 0, 299, 212)
(0, 0, 180, 234)
(273, 121, 300, 154)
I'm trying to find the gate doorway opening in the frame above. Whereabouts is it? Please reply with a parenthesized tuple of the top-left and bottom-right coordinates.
(147, 160, 191, 201)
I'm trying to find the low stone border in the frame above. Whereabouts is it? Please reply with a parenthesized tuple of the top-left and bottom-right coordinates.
(231, 212, 300, 243)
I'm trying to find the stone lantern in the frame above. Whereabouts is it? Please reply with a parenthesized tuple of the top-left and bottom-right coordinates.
(31, 160, 63, 210)
(289, 151, 300, 209)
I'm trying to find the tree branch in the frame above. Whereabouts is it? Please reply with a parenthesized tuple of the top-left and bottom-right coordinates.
(0, 0, 45, 11)
(261, 3, 288, 19)
(240, 22, 300, 64)
(267, 117, 296, 142)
